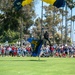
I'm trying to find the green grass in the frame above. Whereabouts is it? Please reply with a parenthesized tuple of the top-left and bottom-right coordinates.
(0, 57, 75, 75)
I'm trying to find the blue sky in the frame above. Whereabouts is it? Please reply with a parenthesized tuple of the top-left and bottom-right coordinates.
(35, 0, 75, 42)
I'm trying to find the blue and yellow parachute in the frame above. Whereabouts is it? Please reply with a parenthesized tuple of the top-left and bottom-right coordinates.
(42, 0, 65, 8)
(14, 0, 65, 11)
(22, 0, 32, 6)
(14, 0, 32, 11)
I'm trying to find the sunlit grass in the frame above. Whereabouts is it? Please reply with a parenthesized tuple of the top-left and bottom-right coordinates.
(0, 57, 75, 75)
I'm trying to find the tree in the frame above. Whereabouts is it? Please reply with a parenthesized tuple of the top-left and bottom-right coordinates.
(54, 33, 61, 45)
(43, 5, 62, 44)
(66, 0, 75, 43)
(0, 0, 36, 43)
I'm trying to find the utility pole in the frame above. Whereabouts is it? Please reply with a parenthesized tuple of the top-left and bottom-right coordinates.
(70, 0, 74, 44)
(52, 7, 55, 44)
(19, 17, 23, 47)
(61, 8, 64, 44)
(65, 1, 68, 44)
(40, 1, 43, 39)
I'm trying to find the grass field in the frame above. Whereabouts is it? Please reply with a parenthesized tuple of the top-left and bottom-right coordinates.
(0, 57, 75, 75)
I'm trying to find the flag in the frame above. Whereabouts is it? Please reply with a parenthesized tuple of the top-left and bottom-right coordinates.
(27, 38, 43, 56)
(42, 0, 65, 8)
(27, 37, 34, 43)
(13, 0, 32, 11)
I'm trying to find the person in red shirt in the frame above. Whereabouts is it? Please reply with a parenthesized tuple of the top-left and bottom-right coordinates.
(11, 45, 15, 56)
(1, 47, 5, 57)
(50, 45, 54, 57)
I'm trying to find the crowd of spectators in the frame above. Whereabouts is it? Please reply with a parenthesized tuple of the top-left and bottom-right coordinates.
(0, 44, 31, 57)
(40, 44, 75, 58)
(0, 44, 75, 58)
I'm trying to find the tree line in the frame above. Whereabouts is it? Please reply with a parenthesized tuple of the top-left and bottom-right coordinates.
(0, 0, 75, 45)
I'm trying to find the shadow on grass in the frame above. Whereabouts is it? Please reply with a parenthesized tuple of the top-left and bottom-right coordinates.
(27, 60, 46, 62)
(0, 59, 46, 62)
